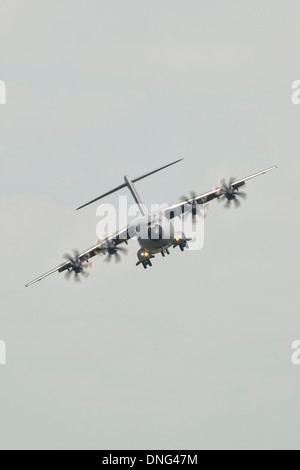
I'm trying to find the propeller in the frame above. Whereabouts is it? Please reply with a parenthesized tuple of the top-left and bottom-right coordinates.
(63, 250, 92, 282)
(103, 240, 128, 263)
(216, 177, 247, 209)
(180, 191, 207, 224)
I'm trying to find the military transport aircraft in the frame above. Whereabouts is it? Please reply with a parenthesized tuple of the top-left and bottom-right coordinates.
(25, 160, 277, 287)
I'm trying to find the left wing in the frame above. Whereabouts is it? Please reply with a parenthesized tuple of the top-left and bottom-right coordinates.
(25, 226, 131, 287)
(163, 166, 278, 220)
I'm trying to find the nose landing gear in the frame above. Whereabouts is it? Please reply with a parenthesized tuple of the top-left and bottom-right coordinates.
(142, 259, 152, 269)
(136, 249, 155, 269)
(136, 258, 154, 269)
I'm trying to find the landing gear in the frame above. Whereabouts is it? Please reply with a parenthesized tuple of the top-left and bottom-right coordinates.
(136, 246, 173, 269)
(161, 248, 170, 257)
(173, 234, 192, 252)
(142, 259, 153, 269)
(173, 240, 189, 251)
(136, 250, 155, 269)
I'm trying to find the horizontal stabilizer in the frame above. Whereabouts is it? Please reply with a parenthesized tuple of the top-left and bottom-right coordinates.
(76, 158, 183, 210)
(76, 182, 127, 210)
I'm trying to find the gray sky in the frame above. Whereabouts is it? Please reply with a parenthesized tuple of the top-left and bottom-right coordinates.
(1, 0, 300, 450)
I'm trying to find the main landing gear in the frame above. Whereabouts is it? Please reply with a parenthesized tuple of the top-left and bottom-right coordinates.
(161, 248, 170, 257)
(141, 258, 152, 269)
(136, 236, 191, 269)
(172, 236, 191, 252)
(178, 242, 187, 252)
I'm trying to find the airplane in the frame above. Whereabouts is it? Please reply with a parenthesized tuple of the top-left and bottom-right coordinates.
(25, 159, 277, 287)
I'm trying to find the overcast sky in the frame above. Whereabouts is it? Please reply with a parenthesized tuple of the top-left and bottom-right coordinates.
(1, 0, 300, 450)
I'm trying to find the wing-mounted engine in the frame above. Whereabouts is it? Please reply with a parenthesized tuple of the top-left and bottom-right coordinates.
(215, 177, 247, 208)
(179, 191, 208, 224)
(63, 250, 92, 282)
(102, 239, 128, 263)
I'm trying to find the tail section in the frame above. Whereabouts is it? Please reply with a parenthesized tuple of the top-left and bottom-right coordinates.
(76, 158, 183, 211)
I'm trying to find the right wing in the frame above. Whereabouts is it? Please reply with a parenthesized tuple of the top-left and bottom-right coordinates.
(163, 166, 278, 220)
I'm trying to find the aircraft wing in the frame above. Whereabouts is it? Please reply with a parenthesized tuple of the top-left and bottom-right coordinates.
(25, 226, 130, 287)
(163, 166, 278, 220)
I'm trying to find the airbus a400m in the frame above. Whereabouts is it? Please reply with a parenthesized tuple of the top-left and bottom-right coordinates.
(25, 159, 277, 287)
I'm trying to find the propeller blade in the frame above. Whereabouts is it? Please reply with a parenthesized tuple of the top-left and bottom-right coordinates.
(81, 270, 90, 278)
(117, 246, 128, 255)
(217, 177, 248, 209)
(115, 252, 121, 263)
(62, 249, 93, 282)
(228, 176, 237, 185)
(234, 197, 241, 208)
(64, 270, 72, 280)
(236, 191, 247, 199)
(105, 253, 112, 263)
